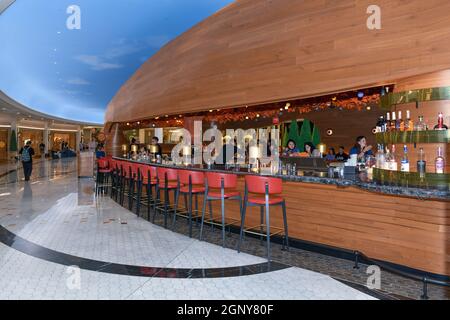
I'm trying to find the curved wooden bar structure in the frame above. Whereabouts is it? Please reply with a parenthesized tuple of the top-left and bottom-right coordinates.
(105, 0, 450, 123)
(103, 0, 450, 279)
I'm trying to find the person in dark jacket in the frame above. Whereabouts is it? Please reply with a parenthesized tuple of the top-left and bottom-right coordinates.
(19, 140, 35, 181)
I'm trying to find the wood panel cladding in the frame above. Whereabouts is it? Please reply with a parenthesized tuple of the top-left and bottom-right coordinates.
(105, 0, 450, 123)
(104, 123, 127, 157)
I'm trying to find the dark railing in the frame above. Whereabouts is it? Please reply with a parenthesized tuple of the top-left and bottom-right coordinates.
(353, 251, 450, 300)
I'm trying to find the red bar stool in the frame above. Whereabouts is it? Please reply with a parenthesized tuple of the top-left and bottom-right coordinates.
(155, 167, 182, 228)
(119, 162, 133, 207)
(112, 160, 125, 202)
(173, 170, 205, 237)
(136, 164, 158, 220)
(109, 158, 120, 200)
(200, 172, 242, 247)
(95, 158, 112, 196)
(237, 175, 289, 261)
(128, 163, 142, 214)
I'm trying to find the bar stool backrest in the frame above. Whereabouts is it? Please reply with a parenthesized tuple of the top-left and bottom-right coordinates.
(121, 162, 132, 178)
(206, 172, 237, 189)
(157, 167, 178, 181)
(138, 164, 157, 181)
(178, 170, 205, 185)
(97, 158, 109, 169)
(131, 164, 141, 178)
(245, 176, 282, 194)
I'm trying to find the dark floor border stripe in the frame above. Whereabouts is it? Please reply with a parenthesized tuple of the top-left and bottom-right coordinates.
(0, 225, 289, 278)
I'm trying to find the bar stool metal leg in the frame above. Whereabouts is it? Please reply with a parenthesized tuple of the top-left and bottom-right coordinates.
(281, 200, 289, 251)
(152, 185, 160, 223)
(136, 173, 142, 217)
(259, 206, 264, 245)
(188, 190, 193, 237)
(220, 179, 226, 248)
(199, 191, 207, 241)
(265, 187, 271, 262)
(237, 195, 247, 253)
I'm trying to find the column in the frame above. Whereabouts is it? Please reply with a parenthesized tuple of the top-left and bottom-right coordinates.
(8, 119, 17, 160)
(139, 129, 145, 144)
(155, 128, 163, 143)
(76, 127, 82, 152)
(43, 122, 49, 155)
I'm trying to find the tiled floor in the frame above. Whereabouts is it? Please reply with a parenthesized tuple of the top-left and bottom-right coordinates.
(0, 159, 376, 300)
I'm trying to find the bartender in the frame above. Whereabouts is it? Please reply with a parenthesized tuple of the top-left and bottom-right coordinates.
(304, 142, 321, 157)
(282, 140, 300, 157)
(150, 136, 162, 157)
(349, 136, 373, 160)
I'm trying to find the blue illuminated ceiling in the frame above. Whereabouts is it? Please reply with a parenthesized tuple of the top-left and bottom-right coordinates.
(0, 0, 234, 123)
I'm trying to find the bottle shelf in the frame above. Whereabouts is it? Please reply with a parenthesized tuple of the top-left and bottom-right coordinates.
(375, 130, 450, 144)
(372, 168, 450, 191)
(380, 86, 450, 109)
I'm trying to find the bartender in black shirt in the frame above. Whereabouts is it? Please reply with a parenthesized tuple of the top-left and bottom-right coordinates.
(150, 136, 162, 157)
(335, 146, 349, 162)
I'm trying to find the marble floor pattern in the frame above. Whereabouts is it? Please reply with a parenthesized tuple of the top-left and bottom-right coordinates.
(0, 159, 375, 300)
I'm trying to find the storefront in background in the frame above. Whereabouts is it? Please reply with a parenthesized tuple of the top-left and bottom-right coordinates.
(0, 129, 8, 161)
(17, 128, 44, 155)
(50, 131, 76, 151)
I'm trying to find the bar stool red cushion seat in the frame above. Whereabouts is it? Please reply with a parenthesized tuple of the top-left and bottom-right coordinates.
(99, 168, 112, 173)
(207, 190, 240, 199)
(158, 181, 180, 189)
(180, 186, 205, 193)
(142, 177, 157, 185)
(247, 196, 284, 205)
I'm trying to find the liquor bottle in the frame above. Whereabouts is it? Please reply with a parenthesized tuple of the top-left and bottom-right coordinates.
(435, 147, 445, 174)
(417, 148, 426, 178)
(390, 145, 398, 171)
(415, 115, 427, 131)
(434, 112, 448, 130)
(385, 112, 391, 132)
(391, 112, 397, 131)
(376, 144, 385, 169)
(397, 111, 404, 131)
(405, 110, 413, 131)
(376, 116, 385, 133)
(400, 145, 410, 172)
(383, 147, 390, 170)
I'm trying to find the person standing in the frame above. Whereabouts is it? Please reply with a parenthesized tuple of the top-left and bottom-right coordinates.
(350, 136, 373, 160)
(19, 140, 35, 181)
(150, 137, 162, 157)
(335, 146, 349, 162)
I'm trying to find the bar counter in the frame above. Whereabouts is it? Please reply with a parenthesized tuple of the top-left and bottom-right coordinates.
(113, 157, 450, 277)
